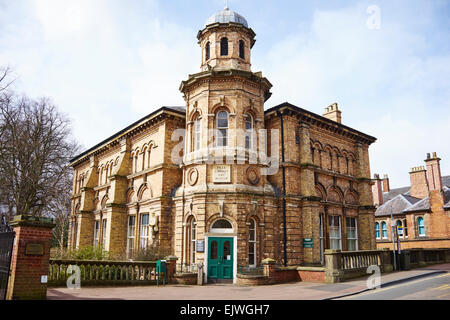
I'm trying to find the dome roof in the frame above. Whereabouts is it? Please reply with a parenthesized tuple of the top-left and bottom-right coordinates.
(205, 7, 248, 28)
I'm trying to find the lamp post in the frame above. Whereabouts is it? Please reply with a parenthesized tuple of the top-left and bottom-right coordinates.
(390, 206, 397, 271)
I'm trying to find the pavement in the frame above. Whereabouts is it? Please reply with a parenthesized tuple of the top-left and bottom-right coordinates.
(47, 263, 450, 300)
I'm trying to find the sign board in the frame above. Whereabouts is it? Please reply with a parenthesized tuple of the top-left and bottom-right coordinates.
(213, 165, 231, 183)
(41, 275, 48, 284)
(303, 238, 313, 248)
(196, 240, 205, 253)
(25, 243, 44, 256)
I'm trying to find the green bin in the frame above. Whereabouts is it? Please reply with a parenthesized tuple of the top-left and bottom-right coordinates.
(156, 260, 167, 286)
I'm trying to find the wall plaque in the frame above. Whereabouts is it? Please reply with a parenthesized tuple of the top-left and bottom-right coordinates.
(303, 238, 314, 248)
(196, 240, 205, 253)
(25, 243, 44, 256)
(213, 165, 231, 183)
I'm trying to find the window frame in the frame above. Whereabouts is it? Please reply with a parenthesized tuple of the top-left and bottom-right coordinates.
(127, 215, 136, 258)
(375, 222, 380, 239)
(239, 40, 245, 59)
(329, 215, 342, 250)
(418, 217, 426, 237)
(140, 213, 150, 250)
(101, 219, 107, 249)
(346, 217, 358, 251)
(193, 116, 201, 152)
(205, 41, 210, 61)
(248, 218, 257, 267)
(220, 37, 228, 56)
(216, 111, 229, 147)
(93, 220, 100, 248)
(381, 221, 388, 239)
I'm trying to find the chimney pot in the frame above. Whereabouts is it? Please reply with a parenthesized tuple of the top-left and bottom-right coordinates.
(427, 153, 431, 159)
(433, 152, 437, 158)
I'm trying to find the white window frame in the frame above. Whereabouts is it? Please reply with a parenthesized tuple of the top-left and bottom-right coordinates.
(346, 217, 358, 251)
(216, 111, 229, 147)
(190, 219, 197, 265)
(382, 221, 388, 239)
(329, 216, 342, 250)
(101, 219, 107, 249)
(248, 218, 257, 267)
(244, 114, 253, 150)
(193, 117, 201, 152)
(127, 216, 136, 258)
(140, 213, 150, 249)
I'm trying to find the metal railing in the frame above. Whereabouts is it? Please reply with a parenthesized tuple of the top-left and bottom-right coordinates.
(48, 259, 158, 287)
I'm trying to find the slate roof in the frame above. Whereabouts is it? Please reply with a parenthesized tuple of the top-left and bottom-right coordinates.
(376, 175, 450, 216)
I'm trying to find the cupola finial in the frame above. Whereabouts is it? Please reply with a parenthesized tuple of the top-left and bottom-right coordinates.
(225, 0, 229, 10)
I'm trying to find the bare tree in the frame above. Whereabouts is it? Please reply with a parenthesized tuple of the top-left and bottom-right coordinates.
(0, 68, 79, 235)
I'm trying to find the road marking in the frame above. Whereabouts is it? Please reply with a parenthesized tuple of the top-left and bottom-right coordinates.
(437, 292, 450, 299)
(340, 272, 450, 298)
(432, 284, 450, 291)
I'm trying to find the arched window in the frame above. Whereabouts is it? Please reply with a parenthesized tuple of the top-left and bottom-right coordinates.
(403, 219, 408, 237)
(205, 42, 210, 61)
(375, 222, 380, 239)
(418, 217, 425, 236)
(381, 221, 388, 239)
(211, 219, 233, 233)
(216, 111, 228, 147)
(248, 218, 257, 266)
(187, 218, 197, 265)
(239, 40, 245, 59)
(244, 113, 253, 150)
(193, 116, 201, 151)
(142, 148, 147, 171)
(220, 37, 228, 56)
(134, 152, 139, 173)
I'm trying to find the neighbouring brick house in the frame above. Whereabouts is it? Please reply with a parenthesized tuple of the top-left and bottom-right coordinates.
(372, 152, 450, 250)
(68, 6, 377, 283)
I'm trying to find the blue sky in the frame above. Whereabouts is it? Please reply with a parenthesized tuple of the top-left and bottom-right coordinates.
(0, 0, 449, 188)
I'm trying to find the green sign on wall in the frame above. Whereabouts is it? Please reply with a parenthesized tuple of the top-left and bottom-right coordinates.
(303, 238, 313, 248)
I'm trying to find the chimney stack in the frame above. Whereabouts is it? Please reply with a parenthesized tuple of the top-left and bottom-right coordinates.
(323, 103, 342, 124)
(372, 174, 383, 206)
(409, 166, 429, 199)
(425, 152, 443, 192)
(382, 174, 390, 192)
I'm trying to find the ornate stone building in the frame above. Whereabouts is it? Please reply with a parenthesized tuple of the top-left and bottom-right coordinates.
(68, 6, 377, 283)
(372, 152, 450, 250)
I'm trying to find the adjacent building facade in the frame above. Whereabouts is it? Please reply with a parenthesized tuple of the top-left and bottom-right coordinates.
(372, 153, 450, 250)
(68, 7, 377, 283)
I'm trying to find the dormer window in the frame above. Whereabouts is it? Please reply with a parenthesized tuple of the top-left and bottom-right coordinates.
(239, 40, 245, 59)
(220, 37, 228, 56)
(206, 42, 210, 61)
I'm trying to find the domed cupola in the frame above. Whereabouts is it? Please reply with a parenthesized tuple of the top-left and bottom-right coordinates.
(197, 5, 256, 72)
(205, 7, 249, 28)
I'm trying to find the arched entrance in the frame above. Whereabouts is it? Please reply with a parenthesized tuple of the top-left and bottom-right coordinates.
(205, 219, 237, 283)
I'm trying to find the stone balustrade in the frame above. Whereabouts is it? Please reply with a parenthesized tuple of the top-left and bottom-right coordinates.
(48, 259, 172, 287)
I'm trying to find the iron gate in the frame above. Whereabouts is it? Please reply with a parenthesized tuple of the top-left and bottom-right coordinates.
(0, 214, 15, 300)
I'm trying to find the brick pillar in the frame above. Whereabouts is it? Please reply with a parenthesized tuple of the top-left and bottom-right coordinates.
(165, 255, 178, 283)
(104, 204, 127, 258)
(379, 248, 393, 273)
(6, 215, 55, 300)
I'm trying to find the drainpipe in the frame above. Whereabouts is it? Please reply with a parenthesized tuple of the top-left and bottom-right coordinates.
(277, 110, 288, 267)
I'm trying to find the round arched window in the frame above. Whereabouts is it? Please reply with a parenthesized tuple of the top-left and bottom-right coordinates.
(211, 219, 233, 233)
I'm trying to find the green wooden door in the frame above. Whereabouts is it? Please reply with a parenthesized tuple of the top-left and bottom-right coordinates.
(207, 237, 233, 280)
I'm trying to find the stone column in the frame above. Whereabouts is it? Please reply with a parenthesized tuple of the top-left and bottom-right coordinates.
(6, 215, 55, 300)
(379, 248, 393, 273)
(324, 249, 344, 283)
(262, 258, 276, 284)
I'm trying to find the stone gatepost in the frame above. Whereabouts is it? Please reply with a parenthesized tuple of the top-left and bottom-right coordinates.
(379, 248, 393, 273)
(165, 255, 178, 283)
(324, 249, 344, 283)
(262, 258, 276, 284)
(6, 215, 55, 300)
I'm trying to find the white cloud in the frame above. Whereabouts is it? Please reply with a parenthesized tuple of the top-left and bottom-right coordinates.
(259, 3, 450, 187)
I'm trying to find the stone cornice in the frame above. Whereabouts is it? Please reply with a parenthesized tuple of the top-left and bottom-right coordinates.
(265, 103, 377, 145)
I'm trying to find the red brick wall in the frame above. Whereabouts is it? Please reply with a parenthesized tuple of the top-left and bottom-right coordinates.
(298, 270, 325, 282)
(7, 225, 53, 300)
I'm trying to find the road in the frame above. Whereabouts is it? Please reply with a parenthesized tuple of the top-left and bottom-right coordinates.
(337, 272, 450, 300)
